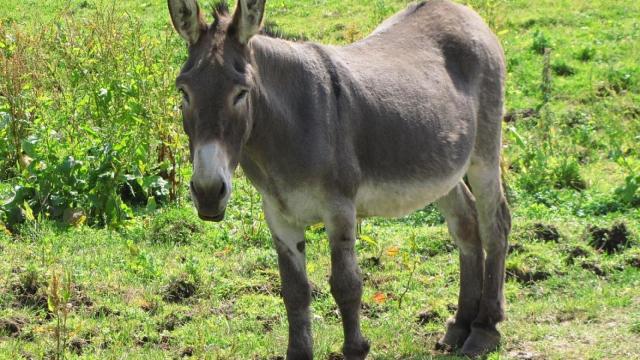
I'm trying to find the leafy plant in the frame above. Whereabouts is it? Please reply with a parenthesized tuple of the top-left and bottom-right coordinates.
(532, 30, 552, 54)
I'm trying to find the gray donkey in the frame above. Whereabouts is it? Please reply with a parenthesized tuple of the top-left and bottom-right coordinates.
(168, 0, 510, 358)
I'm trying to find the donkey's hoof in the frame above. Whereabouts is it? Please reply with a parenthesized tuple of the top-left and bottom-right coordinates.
(460, 325, 501, 358)
(436, 318, 470, 351)
(343, 339, 370, 360)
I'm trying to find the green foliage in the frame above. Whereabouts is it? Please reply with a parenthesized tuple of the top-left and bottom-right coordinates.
(552, 59, 576, 77)
(0, 7, 184, 227)
(148, 207, 204, 245)
(576, 45, 596, 62)
(532, 30, 552, 54)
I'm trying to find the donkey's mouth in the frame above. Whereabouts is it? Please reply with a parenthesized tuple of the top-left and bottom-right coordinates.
(198, 210, 225, 222)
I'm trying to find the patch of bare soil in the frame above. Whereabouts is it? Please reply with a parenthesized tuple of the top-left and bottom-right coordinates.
(532, 223, 560, 242)
(507, 268, 551, 284)
(180, 346, 195, 358)
(90, 305, 120, 318)
(327, 352, 345, 360)
(504, 108, 538, 123)
(580, 261, 606, 276)
(158, 312, 193, 332)
(9, 268, 92, 311)
(587, 222, 631, 254)
(68, 336, 90, 355)
(565, 245, 591, 264)
(0, 316, 28, 337)
(10, 269, 48, 310)
(508, 242, 525, 255)
(416, 310, 443, 326)
(162, 278, 197, 303)
(256, 315, 278, 332)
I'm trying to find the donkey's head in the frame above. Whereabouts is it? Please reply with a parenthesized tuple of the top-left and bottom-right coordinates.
(169, 0, 265, 221)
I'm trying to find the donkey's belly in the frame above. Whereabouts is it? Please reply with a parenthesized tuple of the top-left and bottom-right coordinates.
(355, 167, 466, 218)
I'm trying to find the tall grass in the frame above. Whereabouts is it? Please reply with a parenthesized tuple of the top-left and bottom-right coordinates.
(0, 7, 187, 226)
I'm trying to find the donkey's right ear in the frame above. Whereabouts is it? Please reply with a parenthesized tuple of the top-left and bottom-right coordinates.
(168, 0, 207, 45)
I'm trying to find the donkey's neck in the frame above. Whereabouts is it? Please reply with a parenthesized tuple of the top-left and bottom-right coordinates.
(240, 35, 342, 190)
(249, 35, 320, 130)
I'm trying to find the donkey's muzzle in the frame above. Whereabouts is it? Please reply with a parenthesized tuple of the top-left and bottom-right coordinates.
(190, 178, 230, 222)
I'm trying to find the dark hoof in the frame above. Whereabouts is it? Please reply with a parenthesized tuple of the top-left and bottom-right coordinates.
(343, 339, 370, 360)
(461, 325, 501, 358)
(435, 318, 470, 351)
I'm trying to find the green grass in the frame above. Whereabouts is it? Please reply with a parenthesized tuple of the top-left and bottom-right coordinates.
(1, 0, 640, 359)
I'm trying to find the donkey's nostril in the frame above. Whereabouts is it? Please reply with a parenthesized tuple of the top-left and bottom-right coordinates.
(218, 181, 227, 197)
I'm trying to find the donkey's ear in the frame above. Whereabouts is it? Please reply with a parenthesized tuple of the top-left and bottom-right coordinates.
(168, 0, 207, 45)
(230, 0, 266, 45)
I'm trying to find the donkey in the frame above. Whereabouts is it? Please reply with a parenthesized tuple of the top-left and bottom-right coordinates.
(168, 0, 510, 358)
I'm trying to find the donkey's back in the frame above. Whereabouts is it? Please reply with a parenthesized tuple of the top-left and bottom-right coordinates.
(322, 0, 506, 217)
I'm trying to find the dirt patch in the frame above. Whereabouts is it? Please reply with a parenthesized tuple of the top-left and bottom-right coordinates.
(0, 316, 28, 337)
(507, 268, 551, 284)
(310, 282, 325, 299)
(180, 346, 195, 358)
(162, 278, 197, 303)
(243, 283, 278, 296)
(362, 256, 381, 268)
(565, 245, 591, 264)
(581, 261, 606, 276)
(91, 305, 120, 318)
(9, 268, 92, 311)
(256, 315, 278, 332)
(70, 284, 93, 308)
(533, 223, 560, 242)
(327, 352, 345, 360)
(504, 108, 538, 123)
(587, 223, 631, 254)
(158, 312, 193, 332)
(68, 336, 89, 355)
(509, 243, 525, 254)
(416, 310, 443, 326)
(10, 269, 48, 310)
(360, 302, 385, 319)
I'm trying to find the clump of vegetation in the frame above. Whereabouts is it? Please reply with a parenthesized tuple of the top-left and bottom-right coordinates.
(532, 30, 552, 54)
(576, 45, 596, 62)
(148, 207, 203, 245)
(552, 60, 576, 76)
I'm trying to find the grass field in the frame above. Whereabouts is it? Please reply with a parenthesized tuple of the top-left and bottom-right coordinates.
(1, 0, 639, 359)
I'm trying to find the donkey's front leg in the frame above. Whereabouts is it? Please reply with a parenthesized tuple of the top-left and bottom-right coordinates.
(264, 202, 313, 359)
(325, 203, 370, 360)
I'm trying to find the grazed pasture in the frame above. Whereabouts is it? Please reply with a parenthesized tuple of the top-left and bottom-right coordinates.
(1, 0, 639, 359)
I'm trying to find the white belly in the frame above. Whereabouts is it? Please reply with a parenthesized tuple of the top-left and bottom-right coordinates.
(355, 171, 464, 218)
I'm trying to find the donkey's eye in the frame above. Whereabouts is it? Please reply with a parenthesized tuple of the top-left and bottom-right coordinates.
(233, 90, 248, 105)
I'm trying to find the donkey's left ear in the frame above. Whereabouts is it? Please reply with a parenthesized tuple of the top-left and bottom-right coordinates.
(168, 0, 207, 45)
(230, 0, 266, 45)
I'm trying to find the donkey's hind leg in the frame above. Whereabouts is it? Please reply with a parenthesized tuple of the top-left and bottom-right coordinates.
(435, 181, 484, 350)
(463, 158, 511, 357)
